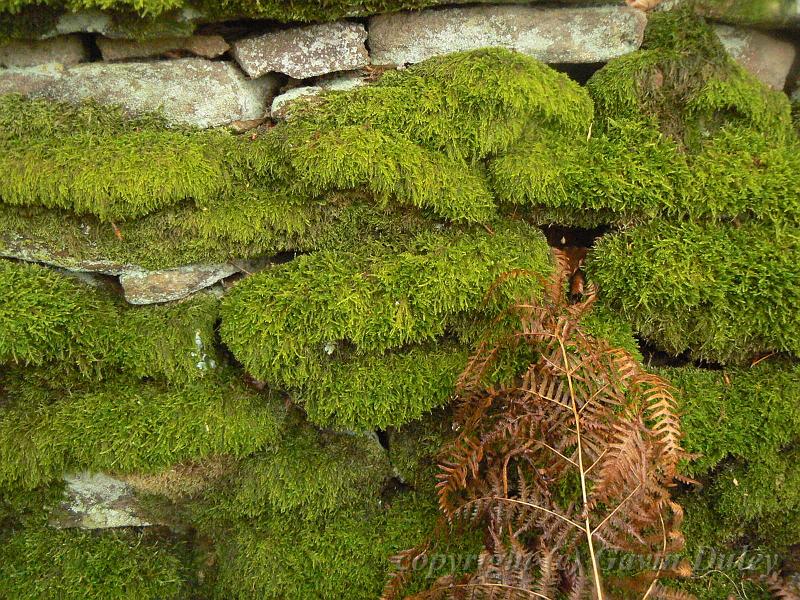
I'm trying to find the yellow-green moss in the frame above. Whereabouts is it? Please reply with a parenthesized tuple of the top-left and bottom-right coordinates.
(0, 260, 220, 383)
(0, 526, 191, 599)
(587, 220, 800, 364)
(0, 368, 286, 490)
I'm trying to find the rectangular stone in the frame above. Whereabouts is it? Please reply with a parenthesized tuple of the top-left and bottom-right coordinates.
(368, 5, 648, 66)
(232, 21, 369, 79)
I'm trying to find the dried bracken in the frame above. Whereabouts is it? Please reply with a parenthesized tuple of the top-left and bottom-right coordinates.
(384, 250, 690, 599)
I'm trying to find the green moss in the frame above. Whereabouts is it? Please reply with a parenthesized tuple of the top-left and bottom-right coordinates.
(0, 368, 285, 490)
(300, 341, 469, 431)
(0, 260, 220, 383)
(587, 10, 792, 149)
(490, 119, 687, 225)
(1, 49, 589, 227)
(587, 220, 800, 364)
(665, 361, 800, 474)
(0, 192, 428, 270)
(0, 525, 190, 600)
(221, 220, 551, 388)
(695, 0, 798, 27)
(210, 489, 475, 600)
(222, 423, 390, 519)
(662, 361, 800, 555)
(0, 95, 236, 221)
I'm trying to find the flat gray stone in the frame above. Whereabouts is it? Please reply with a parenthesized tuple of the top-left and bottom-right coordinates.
(53, 8, 200, 39)
(119, 263, 238, 304)
(715, 25, 797, 90)
(270, 71, 367, 120)
(97, 34, 230, 61)
(50, 472, 152, 529)
(368, 5, 647, 65)
(232, 21, 369, 79)
(271, 85, 323, 120)
(27, 58, 278, 128)
(0, 35, 89, 68)
(0, 63, 64, 95)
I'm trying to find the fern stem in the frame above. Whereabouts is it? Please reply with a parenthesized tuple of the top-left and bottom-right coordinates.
(560, 338, 605, 600)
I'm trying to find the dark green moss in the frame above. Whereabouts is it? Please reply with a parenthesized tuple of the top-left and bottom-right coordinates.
(0, 368, 286, 490)
(210, 489, 478, 600)
(0, 525, 190, 599)
(221, 423, 390, 520)
(587, 220, 800, 364)
(0, 260, 220, 383)
(666, 361, 800, 475)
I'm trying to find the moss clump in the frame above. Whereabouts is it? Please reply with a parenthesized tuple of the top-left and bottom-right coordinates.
(663, 361, 800, 555)
(1, 49, 589, 227)
(220, 220, 551, 429)
(667, 361, 800, 475)
(0, 260, 220, 383)
(0, 368, 286, 490)
(0, 95, 236, 221)
(489, 119, 687, 226)
(209, 489, 477, 600)
(587, 220, 800, 364)
(587, 10, 792, 147)
(0, 525, 190, 599)
(221, 221, 551, 387)
(222, 423, 390, 520)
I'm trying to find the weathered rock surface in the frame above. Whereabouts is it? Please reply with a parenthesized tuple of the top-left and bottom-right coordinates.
(0, 35, 89, 68)
(119, 263, 239, 304)
(715, 25, 796, 90)
(271, 85, 323, 119)
(271, 71, 367, 119)
(53, 8, 200, 39)
(49, 472, 152, 529)
(97, 34, 230, 61)
(12, 58, 279, 128)
(0, 64, 64, 95)
(232, 21, 369, 79)
(368, 5, 647, 65)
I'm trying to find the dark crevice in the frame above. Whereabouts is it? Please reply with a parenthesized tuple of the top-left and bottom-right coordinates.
(540, 223, 610, 249)
(550, 61, 605, 85)
(375, 429, 390, 451)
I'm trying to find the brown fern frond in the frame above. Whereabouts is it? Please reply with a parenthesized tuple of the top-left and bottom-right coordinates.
(756, 573, 800, 600)
(388, 265, 691, 600)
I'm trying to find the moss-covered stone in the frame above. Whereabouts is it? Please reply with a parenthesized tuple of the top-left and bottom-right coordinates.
(221, 422, 390, 520)
(0, 260, 220, 383)
(0, 525, 191, 599)
(587, 220, 800, 364)
(663, 361, 800, 556)
(667, 361, 800, 475)
(0, 368, 286, 490)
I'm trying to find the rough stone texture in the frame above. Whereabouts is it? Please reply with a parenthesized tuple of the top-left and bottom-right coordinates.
(0, 234, 244, 304)
(119, 263, 239, 304)
(49, 472, 152, 529)
(97, 34, 230, 61)
(368, 5, 647, 65)
(0, 35, 89, 68)
(271, 85, 323, 119)
(53, 8, 200, 39)
(271, 71, 367, 120)
(21, 58, 278, 128)
(715, 25, 797, 90)
(0, 64, 64, 95)
(232, 21, 369, 79)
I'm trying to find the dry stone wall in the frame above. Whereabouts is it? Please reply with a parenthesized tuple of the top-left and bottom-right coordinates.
(1, 1, 797, 304)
